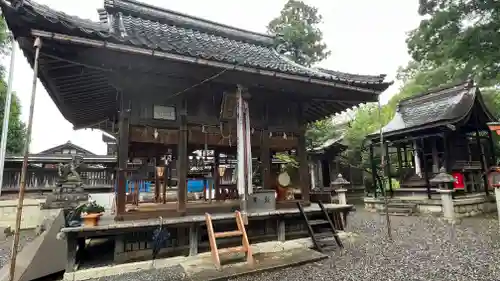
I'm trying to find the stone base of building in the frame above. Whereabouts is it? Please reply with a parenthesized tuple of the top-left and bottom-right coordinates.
(364, 193, 497, 218)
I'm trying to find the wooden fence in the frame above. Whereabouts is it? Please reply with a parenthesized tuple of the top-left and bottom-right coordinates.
(2, 167, 115, 190)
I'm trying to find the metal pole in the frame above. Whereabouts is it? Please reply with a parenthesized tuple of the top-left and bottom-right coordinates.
(377, 97, 392, 241)
(8, 37, 42, 281)
(0, 34, 16, 196)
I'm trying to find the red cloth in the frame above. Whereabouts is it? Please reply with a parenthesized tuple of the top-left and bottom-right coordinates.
(452, 172, 465, 189)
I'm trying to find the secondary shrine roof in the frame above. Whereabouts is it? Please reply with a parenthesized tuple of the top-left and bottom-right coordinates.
(368, 79, 496, 139)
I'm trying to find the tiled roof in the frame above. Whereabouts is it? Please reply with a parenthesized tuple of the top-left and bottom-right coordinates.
(3, 0, 391, 89)
(38, 141, 96, 155)
(370, 79, 495, 138)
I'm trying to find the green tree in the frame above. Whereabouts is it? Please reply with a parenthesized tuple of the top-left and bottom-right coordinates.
(406, 0, 500, 85)
(0, 19, 25, 154)
(269, 0, 335, 149)
(267, 0, 330, 67)
(305, 119, 339, 149)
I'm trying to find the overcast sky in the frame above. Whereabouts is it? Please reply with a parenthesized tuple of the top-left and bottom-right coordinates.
(4, 0, 420, 154)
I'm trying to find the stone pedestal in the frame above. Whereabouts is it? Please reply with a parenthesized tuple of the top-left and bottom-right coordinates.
(336, 188, 347, 205)
(42, 182, 88, 210)
(438, 189, 455, 221)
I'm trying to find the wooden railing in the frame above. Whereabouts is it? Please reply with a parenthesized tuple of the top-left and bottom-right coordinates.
(2, 167, 115, 190)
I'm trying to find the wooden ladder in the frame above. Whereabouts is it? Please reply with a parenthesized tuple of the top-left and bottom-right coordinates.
(205, 211, 254, 270)
(297, 201, 343, 252)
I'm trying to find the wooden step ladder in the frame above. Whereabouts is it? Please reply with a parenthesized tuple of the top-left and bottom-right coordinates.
(297, 201, 343, 252)
(205, 211, 254, 270)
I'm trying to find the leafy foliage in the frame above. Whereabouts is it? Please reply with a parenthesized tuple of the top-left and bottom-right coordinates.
(407, 0, 500, 85)
(0, 19, 25, 154)
(267, 0, 330, 67)
(268, 0, 335, 149)
(305, 119, 339, 149)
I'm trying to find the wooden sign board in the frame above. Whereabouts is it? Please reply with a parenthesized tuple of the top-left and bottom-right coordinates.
(153, 105, 176, 121)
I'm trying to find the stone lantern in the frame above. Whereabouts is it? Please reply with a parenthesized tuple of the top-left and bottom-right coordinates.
(430, 167, 456, 221)
(331, 174, 350, 205)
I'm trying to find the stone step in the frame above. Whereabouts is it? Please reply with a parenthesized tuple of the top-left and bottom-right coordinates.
(379, 207, 414, 216)
(387, 202, 418, 209)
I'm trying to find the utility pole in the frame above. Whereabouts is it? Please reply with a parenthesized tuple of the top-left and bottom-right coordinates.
(0, 33, 16, 196)
(378, 97, 392, 241)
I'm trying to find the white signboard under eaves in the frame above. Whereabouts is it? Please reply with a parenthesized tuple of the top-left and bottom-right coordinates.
(153, 105, 176, 121)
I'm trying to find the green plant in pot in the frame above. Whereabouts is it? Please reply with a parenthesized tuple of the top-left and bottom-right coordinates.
(81, 200, 105, 227)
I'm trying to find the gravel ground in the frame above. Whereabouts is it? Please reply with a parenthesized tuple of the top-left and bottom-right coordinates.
(0, 230, 37, 268)
(231, 210, 500, 281)
(7, 209, 500, 281)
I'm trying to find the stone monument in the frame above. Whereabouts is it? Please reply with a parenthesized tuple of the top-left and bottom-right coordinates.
(41, 155, 89, 210)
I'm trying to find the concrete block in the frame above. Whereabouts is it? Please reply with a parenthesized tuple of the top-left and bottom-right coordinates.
(0, 209, 66, 281)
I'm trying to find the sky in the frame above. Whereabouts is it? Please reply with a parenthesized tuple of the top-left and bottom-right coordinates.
(4, 0, 421, 154)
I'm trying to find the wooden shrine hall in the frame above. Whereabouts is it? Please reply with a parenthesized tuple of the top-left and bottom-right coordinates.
(3, 0, 391, 221)
(2, 0, 396, 270)
(365, 79, 497, 201)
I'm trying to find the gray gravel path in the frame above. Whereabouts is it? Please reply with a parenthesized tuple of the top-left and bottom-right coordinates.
(231, 210, 500, 281)
(39, 209, 500, 281)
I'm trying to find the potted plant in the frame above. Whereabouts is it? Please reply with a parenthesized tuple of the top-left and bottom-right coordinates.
(81, 201, 105, 227)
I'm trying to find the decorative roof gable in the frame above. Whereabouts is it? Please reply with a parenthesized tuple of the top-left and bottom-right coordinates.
(38, 141, 96, 155)
(370, 79, 495, 138)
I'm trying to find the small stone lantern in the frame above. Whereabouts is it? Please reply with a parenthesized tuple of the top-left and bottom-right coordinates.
(430, 167, 456, 221)
(331, 174, 350, 205)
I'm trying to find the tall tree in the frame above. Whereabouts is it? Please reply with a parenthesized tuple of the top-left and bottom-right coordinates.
(268, 0, 334, 148)
(0, 19, 25, 154)
(406, 0, 500, 85)
(268, 0, 330, 67)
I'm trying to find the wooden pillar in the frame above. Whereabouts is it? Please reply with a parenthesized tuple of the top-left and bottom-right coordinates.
(65, 233, 77, 273)
(214, 150, 220, 201)
(420, 138, 431, 199)
(431, 137, 439, 173)
(189, 223, 199, 256)
(177, 100, 188, 213)
(474, 128, 488, 195)
(298, 126, 310, 203)
(410, 142, 416, 168)
(317, 159, 324, 190)
(487, 128, 496, 166)
(261, 129, 271, 189)
(473, 111, 488, 195)
(403, 143, 408, 167)
(443, 133, 450, 173)
(385, 142, 393, 197)
(116, 109, 130, 217)
(154, 156, 161, 203)
(396, 144, 403, 182)
(369, 143, 377, 198)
